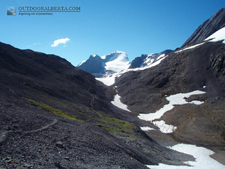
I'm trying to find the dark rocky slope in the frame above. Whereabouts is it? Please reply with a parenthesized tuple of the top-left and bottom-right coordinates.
(114, 41, 225, 147)
(182, 7, 225, 47)
(0, 42, 192, 168)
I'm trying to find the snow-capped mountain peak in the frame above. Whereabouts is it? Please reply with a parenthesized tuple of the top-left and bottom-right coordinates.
(104, 51, 130, 73)
(77, 51, 130, 77)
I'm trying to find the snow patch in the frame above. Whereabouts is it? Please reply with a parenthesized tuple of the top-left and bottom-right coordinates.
(111, 94, 131, 112)
(147, 143, 225, 169)
(139, 104, 174, 122)
(139, 90, 205, 122)
(167, 90, 205, 106)
(205, 27, 225, 43)
(153, 120, 177, 133)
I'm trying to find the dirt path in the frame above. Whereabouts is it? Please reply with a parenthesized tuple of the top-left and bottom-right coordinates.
(24, 119, 57, 134)
(86, 77, 95, 111)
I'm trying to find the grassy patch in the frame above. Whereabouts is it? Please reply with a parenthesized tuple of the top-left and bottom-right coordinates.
(103, 116, 134, 126)
(24, 98, 85, 122)
(101, 116, 135, 132)
(95, 113, 137, 141)
(97, 124, 122, 133)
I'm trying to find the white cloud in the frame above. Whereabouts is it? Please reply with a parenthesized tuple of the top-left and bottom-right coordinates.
(51, 38, 70, 47)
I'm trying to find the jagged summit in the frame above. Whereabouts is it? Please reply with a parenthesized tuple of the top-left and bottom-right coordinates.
(182, 7, 225, 47)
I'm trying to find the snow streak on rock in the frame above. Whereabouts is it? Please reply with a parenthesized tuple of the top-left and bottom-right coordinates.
(140, 126, 155, 131)
(175, 42, 205, 53)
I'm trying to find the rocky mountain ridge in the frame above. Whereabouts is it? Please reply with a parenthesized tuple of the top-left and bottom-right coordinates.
(182, 7, 225, 47)
(77, 50, 173, 78)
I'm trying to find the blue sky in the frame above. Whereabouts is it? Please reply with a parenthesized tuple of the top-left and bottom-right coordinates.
(1, 0, 224, 66)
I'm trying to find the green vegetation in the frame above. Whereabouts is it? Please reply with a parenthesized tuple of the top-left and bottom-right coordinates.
(95, 113, 137, 141)
(24, 97, 137, 140)
(24, 98, 85, 122)
(100, 116, 135, 132)
(97, 125, 122, 133)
